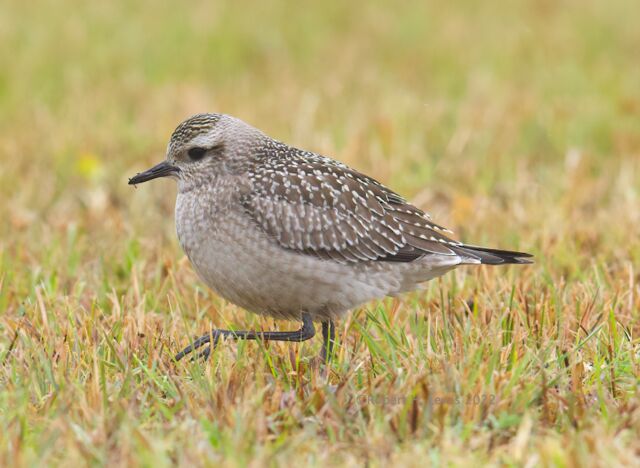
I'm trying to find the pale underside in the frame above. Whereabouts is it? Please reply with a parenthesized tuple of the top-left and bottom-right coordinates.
(175, 186, 466, 322)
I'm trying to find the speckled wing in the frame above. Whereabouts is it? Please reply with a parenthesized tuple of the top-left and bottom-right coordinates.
(240, 146, 463, 264)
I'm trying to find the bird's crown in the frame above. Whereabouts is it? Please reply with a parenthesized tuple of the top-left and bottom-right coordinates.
(168, 113, 223, 151)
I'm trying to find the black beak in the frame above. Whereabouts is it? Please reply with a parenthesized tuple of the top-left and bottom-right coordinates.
(128, 161, 180, 185)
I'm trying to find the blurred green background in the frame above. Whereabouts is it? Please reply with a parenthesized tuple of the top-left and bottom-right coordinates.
(2, 0, 639, 266)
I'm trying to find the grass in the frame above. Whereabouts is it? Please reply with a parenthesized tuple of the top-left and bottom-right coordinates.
(1, 0, 639, 465)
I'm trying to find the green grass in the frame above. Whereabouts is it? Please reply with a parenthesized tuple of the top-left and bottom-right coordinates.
(1, 0, 639, 465)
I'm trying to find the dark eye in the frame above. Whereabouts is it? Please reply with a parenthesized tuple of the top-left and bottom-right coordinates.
(187, 147, 207, 160)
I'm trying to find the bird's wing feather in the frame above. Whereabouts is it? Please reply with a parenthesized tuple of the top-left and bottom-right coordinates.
(241, 146, 462, 264)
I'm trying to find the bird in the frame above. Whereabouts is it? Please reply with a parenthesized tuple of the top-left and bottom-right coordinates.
(129, 113, 532, 362)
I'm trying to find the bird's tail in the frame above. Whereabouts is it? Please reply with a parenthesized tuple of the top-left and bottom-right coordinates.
(453, 245, 533, 265)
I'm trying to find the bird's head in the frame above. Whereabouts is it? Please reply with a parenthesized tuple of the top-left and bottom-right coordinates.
(128, 113, 258, 190)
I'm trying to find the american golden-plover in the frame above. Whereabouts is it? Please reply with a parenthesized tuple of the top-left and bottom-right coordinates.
(129, 113, 532, 361)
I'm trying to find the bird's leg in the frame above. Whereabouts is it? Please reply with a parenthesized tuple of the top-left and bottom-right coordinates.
(320, 320, 336, 362)
(175, 313, 316, 361)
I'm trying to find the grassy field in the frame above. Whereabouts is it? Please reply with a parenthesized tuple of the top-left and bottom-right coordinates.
(1, 0, 639, 465)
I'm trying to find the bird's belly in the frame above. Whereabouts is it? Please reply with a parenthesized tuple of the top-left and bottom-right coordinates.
(176, 199, 459, 321)
(176, 207, 398, 320)
(182, 231, 375, 320)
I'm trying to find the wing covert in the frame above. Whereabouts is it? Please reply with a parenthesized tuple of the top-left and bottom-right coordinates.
(241, 147, 461, 264)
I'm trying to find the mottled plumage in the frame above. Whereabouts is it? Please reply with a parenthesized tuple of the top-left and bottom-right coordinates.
(244, 139, 461, 263)
(129, 113, 532, 360)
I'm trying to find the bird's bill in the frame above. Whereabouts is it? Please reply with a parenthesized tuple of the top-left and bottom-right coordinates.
(128, 161, 180, 185)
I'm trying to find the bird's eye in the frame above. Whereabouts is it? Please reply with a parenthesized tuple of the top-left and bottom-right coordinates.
(188, 147, 207, 160)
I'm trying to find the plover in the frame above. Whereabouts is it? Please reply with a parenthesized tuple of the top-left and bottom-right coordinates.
(129, 113, 532, 361)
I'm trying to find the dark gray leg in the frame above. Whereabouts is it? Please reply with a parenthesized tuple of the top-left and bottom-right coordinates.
(175, 313, 316, 361)
(320, 320, 336, 362)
